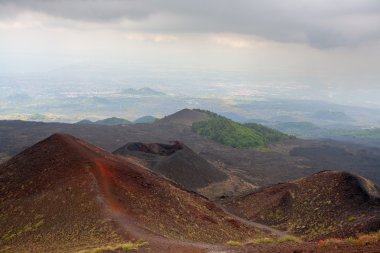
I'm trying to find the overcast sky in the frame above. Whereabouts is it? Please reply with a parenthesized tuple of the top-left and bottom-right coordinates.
(0, 0, 380, 105)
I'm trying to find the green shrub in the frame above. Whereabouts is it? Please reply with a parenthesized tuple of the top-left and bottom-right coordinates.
(277, 236, 301, 243)
(78, 240, 148, 253)
(251, 238, 276, 244)
(226, 240, 243, 246)
(192, 110, 291, 149)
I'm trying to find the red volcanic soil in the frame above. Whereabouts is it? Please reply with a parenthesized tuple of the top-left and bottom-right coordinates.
(225, 171, 380, 240)
(0, 133, 268, 253)
(234, 241, 380, 253)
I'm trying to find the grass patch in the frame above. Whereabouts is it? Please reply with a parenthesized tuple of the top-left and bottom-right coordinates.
(348, 216, 356, 222)
(250, 236, 301, 245)
(1, 232, 16, 242)
(318, 231, 380, 248)
(228, 236, 301, 247)
(78, 240, 148, 253)
(277, 236, 301, 243)
(251, 238, 276, 244)
(1, 219, 44, 243)
(226, 240, 243, 246)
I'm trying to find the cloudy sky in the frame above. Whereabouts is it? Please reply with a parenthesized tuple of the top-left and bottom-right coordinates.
(1, 0, 380, 106)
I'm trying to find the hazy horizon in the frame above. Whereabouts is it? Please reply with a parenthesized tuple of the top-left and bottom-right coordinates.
(1, 0, 380, 117)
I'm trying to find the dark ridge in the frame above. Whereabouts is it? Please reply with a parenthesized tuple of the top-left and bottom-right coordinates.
(114, 141, 228, 190)
(120, 141, 184, 156)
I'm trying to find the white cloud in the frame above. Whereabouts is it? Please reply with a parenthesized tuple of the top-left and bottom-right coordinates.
(152, 34, 178, 43)
(0, 12, 45, 30)
(211, 34, 251, 48)
(125, 33, 178, 43)
(1, 0, 380, 48)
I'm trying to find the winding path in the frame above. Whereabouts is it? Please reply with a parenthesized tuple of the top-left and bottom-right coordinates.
(106, 201, 298, 253)
(216, 204, 295, 238)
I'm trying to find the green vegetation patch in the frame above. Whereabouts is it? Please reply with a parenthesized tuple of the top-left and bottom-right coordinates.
(244, 123, 293, 143)
(226, 240, 243, 246)
(227, 236, 301, 247)
(277, 236, 301, 243)
(192, 110, 292, 149)
(1, 218, 45, 243)
(77, 240, 148, 253)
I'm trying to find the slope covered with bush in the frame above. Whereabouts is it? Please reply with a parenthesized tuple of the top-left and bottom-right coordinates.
(244, 122, 293, 143)
(191, 110, 292, 149)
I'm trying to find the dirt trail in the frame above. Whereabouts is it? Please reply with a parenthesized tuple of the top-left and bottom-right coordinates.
(110, 210, 225, 252)
(216, 204, 295, 239)
(105, 199, 296, 253)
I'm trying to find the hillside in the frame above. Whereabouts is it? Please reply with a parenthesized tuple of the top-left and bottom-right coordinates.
(271, 122, 320, 137)
(313, 110, 353, 122)
(134, 116, 158, 124)
(157, 108, 210, 126)
(349, 128, 380, 138)
(94, 117, 131, 126)
(0, 133, 270, 252)
(76, 119, 94, 125)
(192, 110, 292, 149)
(225, 171, 380, 240)
(113, 141, 255, 199)
(244, 123, 294, 143)
(75, 117, 131, 126)
(327, 127, 380, 142)
(121, 87, 165, 96)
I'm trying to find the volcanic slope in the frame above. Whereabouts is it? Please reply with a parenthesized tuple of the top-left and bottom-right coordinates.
(113, 141, 254, 199)
(0, 133, 270, 253)
(226, 171, 380, 240)
(156, 108, 210, 126)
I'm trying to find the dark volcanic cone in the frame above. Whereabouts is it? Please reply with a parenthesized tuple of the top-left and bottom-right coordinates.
(114, 141, 228, 190)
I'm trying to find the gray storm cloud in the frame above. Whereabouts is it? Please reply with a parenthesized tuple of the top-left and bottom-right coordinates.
(1, 0, 380, 48)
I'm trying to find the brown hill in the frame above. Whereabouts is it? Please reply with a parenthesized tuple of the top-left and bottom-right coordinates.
(113, 141, 255, 199)
(156, 108, 210, 126)
(0, 133, 270, 253)
(225, 171, 380, 240)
